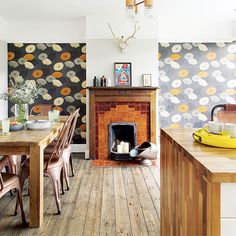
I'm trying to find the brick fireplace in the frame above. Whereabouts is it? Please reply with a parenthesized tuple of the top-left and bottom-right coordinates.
(88, 87, 158, 159)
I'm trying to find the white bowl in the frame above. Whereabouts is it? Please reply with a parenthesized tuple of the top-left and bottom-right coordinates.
(26, 120, 51, 130)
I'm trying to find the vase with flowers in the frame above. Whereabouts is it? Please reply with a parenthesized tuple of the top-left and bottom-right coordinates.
(0, 79, 40, 123)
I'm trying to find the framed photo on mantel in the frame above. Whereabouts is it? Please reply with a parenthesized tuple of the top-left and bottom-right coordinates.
(142, 74, 152, 87)
(114, 62, 132, 86)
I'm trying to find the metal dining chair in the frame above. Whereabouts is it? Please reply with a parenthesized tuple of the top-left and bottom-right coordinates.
(0, 172, 26, 225)
(18, 114, 73, 214)
(211, 104, 236, 123)
(44, 109, 80, 191)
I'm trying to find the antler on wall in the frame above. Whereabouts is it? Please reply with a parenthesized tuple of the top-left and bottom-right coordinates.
(107, 23, 141, 53)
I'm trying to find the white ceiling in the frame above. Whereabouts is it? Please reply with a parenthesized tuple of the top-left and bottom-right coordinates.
(0, 0, 235, 22)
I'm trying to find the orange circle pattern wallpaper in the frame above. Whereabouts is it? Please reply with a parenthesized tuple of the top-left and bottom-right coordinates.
(159, 42, 236, 128)
(8, 43, 86, 144)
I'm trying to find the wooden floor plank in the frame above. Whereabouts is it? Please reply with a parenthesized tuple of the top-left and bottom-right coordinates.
(113, 167, 132, 236)
(67, 160, 93, 236)
(132, 167, 160, 235)
(100, 167, 116, 236)
(83, 167, 104, 236)
(122, 167, 149, 236)
(0, 159, 160, 236)
(149, 166, 160, 188)
(141, 167, 161, 218)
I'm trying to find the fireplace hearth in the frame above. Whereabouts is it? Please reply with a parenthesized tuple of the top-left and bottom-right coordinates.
(109, 122, 136, 161)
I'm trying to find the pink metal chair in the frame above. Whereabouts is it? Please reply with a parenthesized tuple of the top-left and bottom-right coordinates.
(44, 109, 80, 191)
(18, 115, 73, 214)
(0, 172, 26, 225)
(211, 104, 236, 123)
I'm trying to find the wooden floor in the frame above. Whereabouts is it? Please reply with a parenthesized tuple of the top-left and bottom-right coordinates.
(0, 154, 160, 236)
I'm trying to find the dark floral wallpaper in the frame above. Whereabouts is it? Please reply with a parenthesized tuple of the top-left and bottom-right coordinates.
(8, 43, 86, 144)
(159, 42, 236, 129)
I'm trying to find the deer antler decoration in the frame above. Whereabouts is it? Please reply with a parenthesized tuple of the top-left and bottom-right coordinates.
(108, 23, 141, 53)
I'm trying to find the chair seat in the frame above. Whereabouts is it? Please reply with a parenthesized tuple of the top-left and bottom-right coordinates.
(45, 144, 71, 154)
(22, 155, 63, 170)
(1, 173, 18, 188)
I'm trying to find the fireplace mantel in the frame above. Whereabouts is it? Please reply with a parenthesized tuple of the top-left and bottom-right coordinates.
(88, 86, 158, 159)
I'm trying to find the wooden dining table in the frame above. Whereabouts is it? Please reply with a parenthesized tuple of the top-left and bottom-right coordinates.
(0, 116, 67, 228)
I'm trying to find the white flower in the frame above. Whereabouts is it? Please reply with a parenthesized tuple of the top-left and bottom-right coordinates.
(164, 58, 172, 64)
(227, 44, 236, 53)
(184, 53, 194, 60)
(192, 75, 201, 82)
(199, 62, 209, 70)
(227, 80, 236, 88)
(183, 78, 192, 85)
(182, 113, 192, 120)
(188, 58, 198, 65)
(171, 114, 181, 122)
(189, 94, 197, 100)
(199, 97, 209, 105)
(52, 44, 62, 52)
(198, 113, 208, 121)
(183, 43, 193, 50)
(172, 45, 182, 53)
(198, 43, 208, 52)
(210, 95, 220, 103)
(212, 70, 221, 78)
(159, 61, 165, 68)
(170, 97, 180, 104)
(216, 76, 225, 82)
(184, 88, 194, 95)
(198, 79, 208, 87)
(210, 60, 220, 68)
(216, 42, 225, 48)
(184, 123, 193, 128)
(171, 79, 182, 88)
(170, 61, 180, 69)
(220, 57, 227, 65)
(160, 76, 170, 83)
(160, 111, 170, 117)
(226, 62, 236, 69)
(164, 92, 172, 100)
(160, 43, 170, 47)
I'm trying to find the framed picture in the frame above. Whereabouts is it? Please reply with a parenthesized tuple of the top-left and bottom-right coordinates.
(114, 62, 132, 86)
(142, 74, 152, 87)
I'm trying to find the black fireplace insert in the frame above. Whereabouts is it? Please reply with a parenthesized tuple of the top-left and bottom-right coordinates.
(108, 122, 136, 161)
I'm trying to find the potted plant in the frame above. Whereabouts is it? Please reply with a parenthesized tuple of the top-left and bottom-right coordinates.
(0, 79, 40, 123)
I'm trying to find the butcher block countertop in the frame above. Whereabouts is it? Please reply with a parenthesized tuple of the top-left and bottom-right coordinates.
(162, 128, 236, 182)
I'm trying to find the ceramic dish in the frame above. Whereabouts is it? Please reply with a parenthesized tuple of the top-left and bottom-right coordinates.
(10, 123, 24, 131)
(26, 120, 51, 130)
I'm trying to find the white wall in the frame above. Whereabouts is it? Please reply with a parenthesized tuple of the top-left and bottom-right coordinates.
(87, 39, 158, 86)
(0, 16, 8, 41)
(7, 18, 86, 42)
(0, 40, 8, 120)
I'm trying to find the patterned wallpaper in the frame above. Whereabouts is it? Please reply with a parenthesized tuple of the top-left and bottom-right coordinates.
(8, 43, 86, 144)
(159, 42, 236, 128)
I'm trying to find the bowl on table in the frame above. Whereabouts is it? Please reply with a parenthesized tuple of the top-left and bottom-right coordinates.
(26, 120, 51, 130)
(9, 122, 24, 131)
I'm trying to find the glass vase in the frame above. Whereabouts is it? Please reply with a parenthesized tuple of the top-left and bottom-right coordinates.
(14, 104, 29, 123)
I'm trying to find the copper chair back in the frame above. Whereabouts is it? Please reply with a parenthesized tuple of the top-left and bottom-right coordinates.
(211, 104, 236, 123)
(67, 109, 80, 147)
(45, 114, 73, 170)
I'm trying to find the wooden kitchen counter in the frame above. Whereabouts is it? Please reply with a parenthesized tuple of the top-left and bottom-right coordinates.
(160, 128, 236, 236)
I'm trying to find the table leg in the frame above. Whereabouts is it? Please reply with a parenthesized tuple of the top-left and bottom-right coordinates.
(29, 145, 44, 227)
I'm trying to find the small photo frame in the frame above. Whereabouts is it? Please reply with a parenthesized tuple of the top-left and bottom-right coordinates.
(142, 74, 152, 87)
(114, 62, 132, 86)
